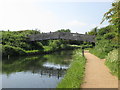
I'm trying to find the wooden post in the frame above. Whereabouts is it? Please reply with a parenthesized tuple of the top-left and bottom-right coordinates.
(8, 55, 10, 59)
(82, 47, 84, 57)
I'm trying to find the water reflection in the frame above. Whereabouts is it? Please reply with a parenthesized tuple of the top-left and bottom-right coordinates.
(2, 50, 73, 88)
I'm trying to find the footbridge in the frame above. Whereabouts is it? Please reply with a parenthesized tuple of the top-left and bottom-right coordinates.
(28, 32, 95, 43)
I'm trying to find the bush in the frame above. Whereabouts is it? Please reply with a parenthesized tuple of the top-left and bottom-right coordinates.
(49, 40, 61, 50)
(104, 33, 116, 40)
(30, 42, 44, 51)
(89, 39, 115, 59)
(2, 30, 42, 51)
(60, 44, 67, 49)
(97, 25, 117, 36)
(2, 45, 26, 56)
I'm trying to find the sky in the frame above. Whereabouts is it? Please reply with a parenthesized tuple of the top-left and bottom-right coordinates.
(0, 0, 114, 34)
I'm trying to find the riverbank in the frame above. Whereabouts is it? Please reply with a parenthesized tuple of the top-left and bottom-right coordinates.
(2, 44, 81, 58)
(57, 49, 86, 88)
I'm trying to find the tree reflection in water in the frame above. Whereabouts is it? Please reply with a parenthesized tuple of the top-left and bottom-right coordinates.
(2, 50, 73, 78)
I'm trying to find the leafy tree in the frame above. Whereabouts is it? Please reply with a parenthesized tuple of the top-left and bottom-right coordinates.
(101, 1, 120, 26)
(56, 29, 71, 32)
(88, 27, 98, 35)
(104, 32, 116, 40)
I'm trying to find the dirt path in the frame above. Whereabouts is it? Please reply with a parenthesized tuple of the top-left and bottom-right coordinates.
(81, 51, 118, 88)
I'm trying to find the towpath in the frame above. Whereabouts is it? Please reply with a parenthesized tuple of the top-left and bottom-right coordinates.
(81, 50, 118, 88)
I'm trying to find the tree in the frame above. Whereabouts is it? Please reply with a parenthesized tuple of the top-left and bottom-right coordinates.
(88, 27, 98, 35)
(56, 29, 71, 32)
(101, 1, 120, 27)
(85, 32, 88, 35)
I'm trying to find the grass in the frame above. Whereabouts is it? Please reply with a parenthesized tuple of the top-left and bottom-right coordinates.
(57, 49, 86, 88)
(89, 48, 107, 59)
(105, 49, 119, 79)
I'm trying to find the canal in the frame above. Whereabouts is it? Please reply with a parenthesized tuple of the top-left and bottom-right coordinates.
(2, 50, 74, 88)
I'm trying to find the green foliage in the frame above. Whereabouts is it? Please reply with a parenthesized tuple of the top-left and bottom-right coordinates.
(44, 46, 53, 52)
(30, 42, 44, 50)
(49, 40, 61, 50)
(48, 40, 68, 51)
(90, 39, 117, 59)
(43, 40, 69, 52)
(88, 27, 97, 35)
(60, 44, 67, 49)
(89, 24, 118, 59)
(1, 30, 45, 56)
(56, 29, 71, 32)
(57, 49, 86, 88)
(98, 25, 113, 36)
(2, 45, 26, 56)
(25, 50, 41, 55)
(105, 49, 119, 79)
(102, 1, 120, 27)
(104, 32, 116, 39)
(2, 29, 76, 56)
(2, 30, 42, 50)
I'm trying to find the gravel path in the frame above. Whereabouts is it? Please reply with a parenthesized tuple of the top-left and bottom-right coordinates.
(81, 51, 118, 88)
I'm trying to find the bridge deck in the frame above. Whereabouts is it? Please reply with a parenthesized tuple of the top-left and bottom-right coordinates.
(28, 32, 95, 43)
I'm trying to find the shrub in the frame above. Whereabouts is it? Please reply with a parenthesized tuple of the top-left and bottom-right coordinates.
(2, 30, 42, 51)
(30, 42, 44, 51)
(49, 40, 61, 50)
(104, 33, 116, 40)
(60, 44, 67, 49)
(2, 45, 26, 56)
(89, 39, 115, 59)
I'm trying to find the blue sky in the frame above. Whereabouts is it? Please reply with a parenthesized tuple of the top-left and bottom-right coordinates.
(0, 0, 113, 34)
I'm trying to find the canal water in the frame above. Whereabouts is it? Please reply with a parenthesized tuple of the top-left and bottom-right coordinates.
(2, 50, 74, 88)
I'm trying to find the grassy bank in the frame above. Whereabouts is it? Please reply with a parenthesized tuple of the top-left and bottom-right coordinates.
(57, 49, 86, 88)
(89, 48, 107, 59)
(105, 49, 119, 79)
